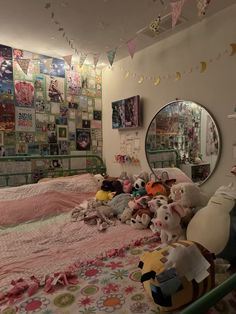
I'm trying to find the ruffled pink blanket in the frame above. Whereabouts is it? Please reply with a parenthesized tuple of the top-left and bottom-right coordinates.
(0, 214, 153, 288)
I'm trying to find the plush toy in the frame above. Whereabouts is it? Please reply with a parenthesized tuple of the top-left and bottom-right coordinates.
(145, 181, 167, 197)
(152, 203, 186, 244)
(108, 193, 132, 216)
(132, 177, 146, 198)
(93, 174, 104, 189)
(123, 179, 133, 193)
(95, 179, 116, 201)
(130, 207, 154, 229)
(138, 240, 215, 312)
(119, 207, 133, 224)
(83, 204, 115, 231)
(148, 195, 169, 234)
(187, 183, 236, 262)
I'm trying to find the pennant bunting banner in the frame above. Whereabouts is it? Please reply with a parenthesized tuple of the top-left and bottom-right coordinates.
(93, 53, 100, 68)
(44, 58, 53, 72)
(170, 0, 186, 28)
(197, 0, 211, 16)
(16, 59, 30, 75)
(79, 52, 88, 67)
(107, 49, 117, 66)
(127, 38, 137, 59)
(63, 55, 73, 67)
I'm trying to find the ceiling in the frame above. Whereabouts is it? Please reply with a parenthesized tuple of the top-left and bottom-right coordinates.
(0, 0, 235, 67)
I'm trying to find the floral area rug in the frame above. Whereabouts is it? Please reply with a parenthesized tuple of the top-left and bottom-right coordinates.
(1, 238, 236, 314)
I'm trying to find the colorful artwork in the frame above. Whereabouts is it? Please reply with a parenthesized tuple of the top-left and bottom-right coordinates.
(66, 67, 81, 95)
(15, 107, 35, 132)
(0, 103, 15, 130)
(46, 75, 64, 103)
(15, 80, 34, 107)
(0, 45, 13, 80)
(0, 80, 14, 103)
(76, 129, 91, 151)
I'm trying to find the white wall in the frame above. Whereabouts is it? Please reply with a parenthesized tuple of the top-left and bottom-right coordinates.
(102, 5, 236, 196)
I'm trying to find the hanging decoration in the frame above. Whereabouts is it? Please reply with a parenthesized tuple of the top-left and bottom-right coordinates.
(63, 55, 73, 67)
(107, 49, 117, 66)
(175, 71, 181, 80)
(149, 16, 161, 33)
(229, 43, 236, 56)
(124, 71, 130, 78)
(138, 76, 144, 84)
(200, 61, 207, 73)
(16, 59, 31, 75)
(154, 76, 161, 86)
(197, 0, 211, 16)
(78, 52, 88, 68)
(93, 53, 100, 68)
(127, 38, 137, 59)
(170, 0, 186, 28)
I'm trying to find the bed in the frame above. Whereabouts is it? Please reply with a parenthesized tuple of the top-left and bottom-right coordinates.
(0, 156, 236, 313)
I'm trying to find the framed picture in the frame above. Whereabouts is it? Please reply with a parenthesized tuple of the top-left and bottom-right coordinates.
(57, 125, 68, 141)
(0, 131, 4, 146)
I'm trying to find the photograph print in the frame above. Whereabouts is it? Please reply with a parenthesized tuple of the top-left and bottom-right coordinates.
(76, 129, 91, 151)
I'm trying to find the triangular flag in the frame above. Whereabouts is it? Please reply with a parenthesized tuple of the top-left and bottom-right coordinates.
(79, 52, 88, 68)
(170, 0, 186, 28)
(197, 0, 211, 16)
(63, 55, 73, 67)
(16, 59, 30, 75)
(107, 49, 117, 66)
(93, 53, 100, 68)
(127, 38, 137, 59)
(44, 58, 53, 72)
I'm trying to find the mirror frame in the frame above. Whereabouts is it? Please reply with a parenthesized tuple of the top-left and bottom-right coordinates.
(145, 100, 221, 185)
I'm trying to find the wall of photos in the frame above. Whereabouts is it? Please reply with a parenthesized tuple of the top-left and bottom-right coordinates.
(0, 44, 103, 158)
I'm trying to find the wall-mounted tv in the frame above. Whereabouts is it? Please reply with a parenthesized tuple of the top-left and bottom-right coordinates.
(112, 95, 141, 130)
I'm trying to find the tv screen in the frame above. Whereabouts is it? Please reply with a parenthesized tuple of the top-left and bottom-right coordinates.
(112, 95, 141, 129)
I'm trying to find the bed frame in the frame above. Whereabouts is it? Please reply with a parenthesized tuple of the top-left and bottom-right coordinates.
(146, 148, 180, 168)
(0, 154, 106, 187)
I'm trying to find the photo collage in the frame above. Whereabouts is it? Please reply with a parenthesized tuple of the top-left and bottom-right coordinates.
(0, 44, 103, 158)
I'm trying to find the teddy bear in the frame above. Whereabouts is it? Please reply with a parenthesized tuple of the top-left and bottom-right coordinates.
(152, 202, 186, 244)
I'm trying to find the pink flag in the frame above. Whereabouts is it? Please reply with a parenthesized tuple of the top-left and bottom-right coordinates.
(197, 0, 211, 16)
(63, 55, 73, 67)
(79, 52, 88, 68)
(170, 0, 186, 28)
(127, 38, 137, 59)
(107, 49, 117, 66)
(93, 53, 100, 68)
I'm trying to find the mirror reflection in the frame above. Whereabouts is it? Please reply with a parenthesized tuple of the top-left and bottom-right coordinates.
(145, 100, 220, 185)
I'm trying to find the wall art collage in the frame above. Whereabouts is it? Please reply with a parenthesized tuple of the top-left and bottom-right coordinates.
(0, 44, 103, 158)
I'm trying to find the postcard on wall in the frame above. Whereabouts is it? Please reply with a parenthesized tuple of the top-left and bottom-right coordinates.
(93, 110, 102, 120)
(69, 132, 75, 141)
(57, 125, 68, 141)
(0, 80, 14, 104)
(59, 140, 69, 155)
(51, 102, 60, 115)
(87, 98, 93, 106)
(55, 116, 67, 125)
(88, 113, 93, 120)
(68, 120, 76, 132)
(69, 109, 76, 119)
(60, 104, 68, 117)
(47, 130, 57, 143)
(49, 143, 59, 155)
(91, 120, 102, 129)
(94, 98, 102, 110)
(14, 80, 34, 107)
(46, 75, 64, 103)
(15, 107, 35, 132)
(40, 144, 49, 156)
(49, 115, 55, 123)
(82, 112, 88, 120)
(28, 143, 40, 155)
(4, 132, 15, 145)
(35, 99, 50, 113)
(82, 120, 90, 129)
(16, 142, 28, 155)
(76, 129, 91, 151)
(35, 132, 47, 143)
(0, 45, 13, 81)
(68, 102, 78, 109)
(0, 103, 15, 131)
(79, 96, 88, 110)
(16, 132, 34, 143)
(5, 146, 16, 156)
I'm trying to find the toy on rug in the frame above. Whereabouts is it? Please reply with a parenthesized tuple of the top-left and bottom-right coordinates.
(138, 240, 215, 312)
(152, 203, 186, 244)
(187, 183, 236, 262)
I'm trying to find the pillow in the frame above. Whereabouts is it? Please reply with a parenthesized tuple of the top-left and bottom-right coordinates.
(0, 173, 98, 227)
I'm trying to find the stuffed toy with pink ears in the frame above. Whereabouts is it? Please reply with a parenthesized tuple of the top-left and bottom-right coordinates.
(152, 202, 186, 244)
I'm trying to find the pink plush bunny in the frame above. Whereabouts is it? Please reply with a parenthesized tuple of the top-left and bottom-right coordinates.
(152, 202, 186, 244)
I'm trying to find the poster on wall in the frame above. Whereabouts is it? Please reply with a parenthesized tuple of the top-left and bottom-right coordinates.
(15, 107, 35, 132)
(13, 49, 37, 81)
(0, 45, 13, 81)
(0, 103, 15, 130)
(14, 80, 34, 107)
(66, 67, 81, 95)
(46, 75, 64, 103)
(76, 129, 91, 151)
(0, 80, 14, 103)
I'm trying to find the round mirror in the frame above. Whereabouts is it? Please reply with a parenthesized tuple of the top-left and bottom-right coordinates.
(145, 100, 221, 185)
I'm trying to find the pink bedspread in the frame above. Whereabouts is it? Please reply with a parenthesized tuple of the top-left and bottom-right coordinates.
(0, 214, 153, 287)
